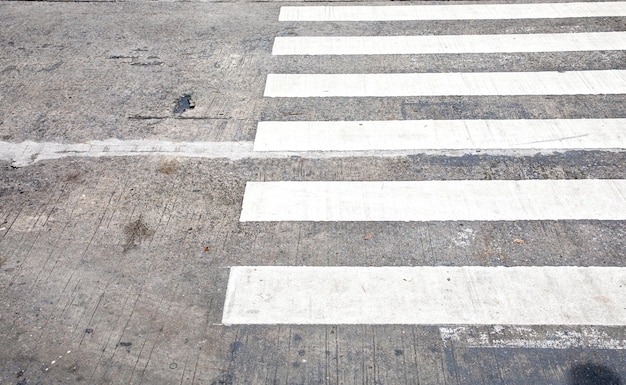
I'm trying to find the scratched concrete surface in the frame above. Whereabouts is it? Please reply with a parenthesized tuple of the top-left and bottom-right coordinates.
(1, 1, 625, 384)
(2, 155, 625, 384)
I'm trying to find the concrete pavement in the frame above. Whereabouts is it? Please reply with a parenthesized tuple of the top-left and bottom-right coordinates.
(1, 1, 625, 384)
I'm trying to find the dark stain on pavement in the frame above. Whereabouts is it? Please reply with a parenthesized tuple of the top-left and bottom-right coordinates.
(123, 215, 154, 252)
(174, 94, 195, 114)
(230, 341, 244, 356)
(568, 363, 622, 385)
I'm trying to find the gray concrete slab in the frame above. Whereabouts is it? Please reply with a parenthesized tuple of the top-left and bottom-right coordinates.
(1, 1, 625, 384)
(2, 154, 625, 383)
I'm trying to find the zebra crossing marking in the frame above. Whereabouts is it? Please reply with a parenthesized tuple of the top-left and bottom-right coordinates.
(264, 70, 626, 97)
(228, 2, 626, 330)
(273, 32, 626, 56)
(254, 119, 626, 152)
(240, 180, 626, 222)
(279, 2, 626, 21)
(222, 266, 626, 325)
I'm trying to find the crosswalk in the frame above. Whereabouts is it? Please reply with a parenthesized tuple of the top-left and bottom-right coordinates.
(254, 119, 626, 151)
(224, 2, 626, 327)
(240, 180, 626, 221)
(265, 70, 626, 97)
(272, 32, 626, 55)
(223, 266, 625, 325)
(278, 2, 626, 21)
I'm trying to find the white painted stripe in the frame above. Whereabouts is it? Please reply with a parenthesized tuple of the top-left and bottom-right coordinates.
(279, 2, 626, 21)
(272, 32, 626, 55)
(239, 180, 626, 221)
(264, 70, 626, 97)
(0, 139, 255, 167)
(440, 326, 626, 349)
(254, 119, 626, 152)
(5, 140, 620, 168)
(222, 266, 626, 325)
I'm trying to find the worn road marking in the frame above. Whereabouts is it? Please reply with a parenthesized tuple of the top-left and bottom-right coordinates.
(222, 266, 626, 325)
(279, 2, 626, 21)
(440, 326, 626, 350)
(264, 70, 626, 97)
(273, 32, 626, 55)
(239, 180, 626, 221)
(7, 139, 619, 167)
(0, 139, 255, 167)
(254, 119, 626, 152)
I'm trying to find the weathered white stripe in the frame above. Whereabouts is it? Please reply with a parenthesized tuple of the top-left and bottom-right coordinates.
(5, 140, 620, 168)
(222, 266, 626, 325)
(254, 119, 626, 152)
(279, 2, 626, 21)
(239, 180, 626, 221)
(264, 70, 626, 97)
(272, 32, 626, 55)
(0, 139, 255, 167)
(440, 326, 626, 349)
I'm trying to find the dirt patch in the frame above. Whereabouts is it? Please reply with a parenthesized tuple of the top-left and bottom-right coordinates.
(123, 215, 154, 252)
(65, 171, 82, 182)
(158, 159, 179, 175)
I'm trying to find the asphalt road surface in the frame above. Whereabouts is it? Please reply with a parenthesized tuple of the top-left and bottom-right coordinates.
(1, 0, 625, 384)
